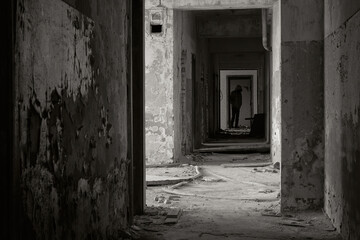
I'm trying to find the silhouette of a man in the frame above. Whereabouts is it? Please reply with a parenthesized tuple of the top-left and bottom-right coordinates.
(230, 85, 242, 128)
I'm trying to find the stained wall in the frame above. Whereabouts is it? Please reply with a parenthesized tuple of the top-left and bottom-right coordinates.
(173, 11, 197, 161)
(145, 5, 175, 165)
(15, 0, 131, 239)
(324, 0, 360, 239)
(271, 0, 281, 164)
(145, 6, 265, 164)
(280, 0, 325, 211)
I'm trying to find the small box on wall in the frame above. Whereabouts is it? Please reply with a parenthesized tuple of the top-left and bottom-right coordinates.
(150, 10, 163, 33)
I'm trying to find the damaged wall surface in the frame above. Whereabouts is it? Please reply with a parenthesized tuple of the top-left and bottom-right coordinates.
(324, 0, 360, 239)
(146, 0, 277, 10)
(146, 6, 268, 165)
(145, 5, 175, 165)
(15, 0, 131, 238)
(173, 10, 197, 161)
(280, 0, 324, 211)
(271, 0, 281, 164)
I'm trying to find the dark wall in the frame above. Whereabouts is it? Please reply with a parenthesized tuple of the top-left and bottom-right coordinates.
(173, 10, 198, 160)
(14, 0, 132, 239)
(324, 0, 360, 239)
(280, 0, 324, 211)
(1, 0, 14, 239)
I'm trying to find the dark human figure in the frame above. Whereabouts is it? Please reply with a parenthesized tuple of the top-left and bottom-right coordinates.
(230, 85, 242, 128)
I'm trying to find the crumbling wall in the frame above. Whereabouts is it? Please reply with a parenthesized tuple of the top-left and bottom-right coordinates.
(280, 0, 324, 211)
(145, 5, 175, 165)
(324, 0, 360, 239)
(15, 0, 130, 239)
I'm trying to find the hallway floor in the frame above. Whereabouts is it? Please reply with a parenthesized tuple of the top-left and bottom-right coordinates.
(135, 154, 341, 240)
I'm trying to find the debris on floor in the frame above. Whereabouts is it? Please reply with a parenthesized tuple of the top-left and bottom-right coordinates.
(279, 218, 314, 228)
(183, 152, 209, 162)
(146, 165, 201, 186)
(221, 162, 272, 168)
(154, 194, 181, 205)
(142, 154, 341, 240)
(261, 210, 282, 217)
(252, 167, 279, 173)
(231, 153, 271, 162)
(258, 189, 275, 194)
(201, 176, 224, 182)
(134, 206, 183, 235)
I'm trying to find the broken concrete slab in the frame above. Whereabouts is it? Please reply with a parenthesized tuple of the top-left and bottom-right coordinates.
(167, 208, 182, 219)
(147, 166, 202, 186)
(164, 218, 178, 225)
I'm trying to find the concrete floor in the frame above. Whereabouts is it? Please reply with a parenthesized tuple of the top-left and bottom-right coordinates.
(136, 154, 341, 240)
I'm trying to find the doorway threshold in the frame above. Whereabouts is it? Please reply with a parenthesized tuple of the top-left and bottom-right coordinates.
(194, 143, 270, 153)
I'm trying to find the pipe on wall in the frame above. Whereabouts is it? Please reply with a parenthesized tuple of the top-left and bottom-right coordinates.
(262, 8, 271, 51)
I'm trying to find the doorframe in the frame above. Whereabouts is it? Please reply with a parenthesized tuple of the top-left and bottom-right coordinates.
(131, 0, 145, 216)
(227, 76, 254, 127)
(219, 70, 258, 130)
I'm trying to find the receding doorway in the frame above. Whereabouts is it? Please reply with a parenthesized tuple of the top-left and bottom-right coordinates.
(228, 76, 253, 128)
(220, 70, 258, 131)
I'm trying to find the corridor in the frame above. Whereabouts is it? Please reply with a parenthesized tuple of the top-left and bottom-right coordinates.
(2, 0, 360, 240)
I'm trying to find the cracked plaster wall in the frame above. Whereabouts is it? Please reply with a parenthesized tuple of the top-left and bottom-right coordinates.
(15, 0, 131, 239)
(145, 6, 266, 165)
(280, 0, 324, 211)
(324, 1, 360, 239)
(145, 5, 175, 165)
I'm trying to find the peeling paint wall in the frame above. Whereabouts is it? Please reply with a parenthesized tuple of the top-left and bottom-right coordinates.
(173, 10, 211, 159)
(146, 6, 269, 165)
(324, 0, 360, 239)
(145, 4, 175, 165)
(271, 0, 281, 164)
(280, 0, 324, 211)
(15, 0, 131, 238)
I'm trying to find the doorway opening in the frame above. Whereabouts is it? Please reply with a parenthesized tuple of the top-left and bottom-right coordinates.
(219, 70, 263, 141)
(139, 0, 282, 233)
(133, 1, 339, 239)
(227, 75, 254, 129)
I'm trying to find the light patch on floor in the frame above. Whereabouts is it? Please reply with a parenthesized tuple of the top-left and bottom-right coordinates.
(135, 154, 341, 240)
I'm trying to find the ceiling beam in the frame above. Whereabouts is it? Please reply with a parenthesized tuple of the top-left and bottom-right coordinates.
(146, 0, 277, 10)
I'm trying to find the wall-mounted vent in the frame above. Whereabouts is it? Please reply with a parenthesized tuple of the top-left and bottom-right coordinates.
(151, 24, 162, 33)
(151, 12, 162, 21)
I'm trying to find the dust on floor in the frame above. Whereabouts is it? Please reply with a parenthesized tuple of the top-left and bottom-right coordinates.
(134, 154, 341, 240)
